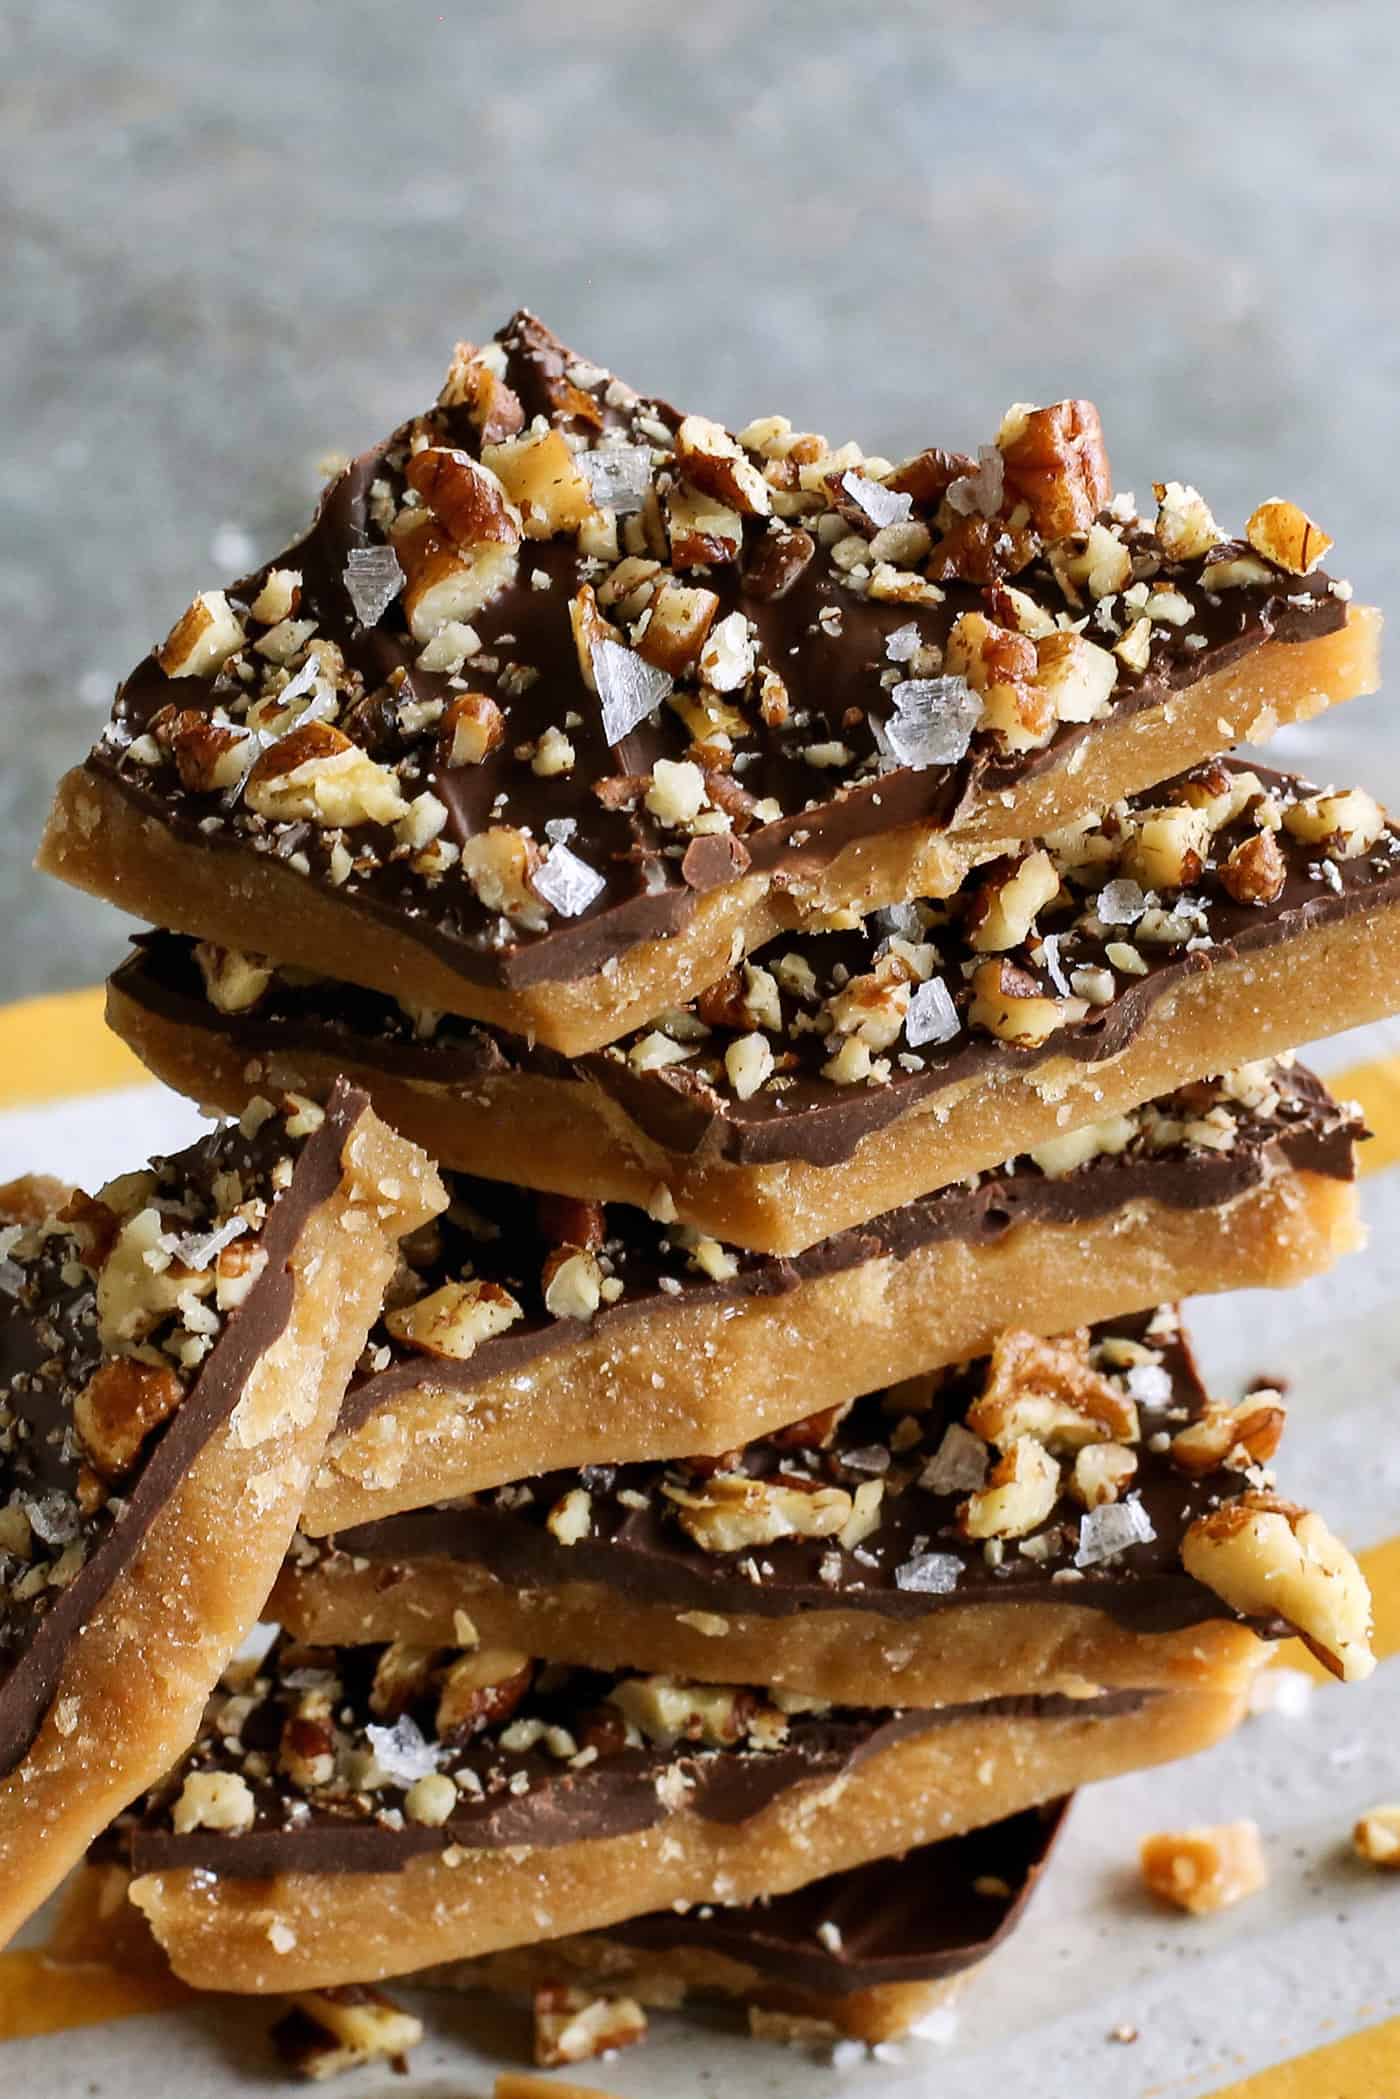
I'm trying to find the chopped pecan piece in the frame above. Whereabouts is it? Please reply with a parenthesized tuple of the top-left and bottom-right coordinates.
(998, 399, 1112, 539)
(436, 1650, 534, 1741)
(533, 1987, 649, 2069)
(73, 1358, 186, 1479)
(271, 1984, 425, 2081)
(1170, 1396, 1286, 1478)
(1180, 1493, 1374, 1682)
(1140, 1821, 1267, 1915)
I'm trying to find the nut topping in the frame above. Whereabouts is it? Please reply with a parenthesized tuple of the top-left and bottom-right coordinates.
(272, 1985, 425, 2081)
(1140, 1821, 1268, 1915)
(1180, 1493, 1374, 1682)
(73, 1359, 185, 1480)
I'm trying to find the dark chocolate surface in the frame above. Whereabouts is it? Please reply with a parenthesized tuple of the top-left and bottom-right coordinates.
(81, 312, 1348, 995)
(0, 1088, 364, 1778)
(114, 1635, 1141, 1878)
(605, 1797, 1069, 1994)
(305, 1060, 1351, 1430)
(318, 1308, 1289, 1641)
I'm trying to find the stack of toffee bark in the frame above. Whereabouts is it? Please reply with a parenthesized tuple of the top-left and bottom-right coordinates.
(12, 312, 1397, 2071)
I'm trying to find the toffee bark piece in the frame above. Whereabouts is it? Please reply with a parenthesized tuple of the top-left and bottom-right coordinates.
(0, 1087, 445, 1947)
(109, 759, 1400, 1255)
(418, 1799, 1068, 2046)
(41, 313, 1377, 1059)
(61, 1805, 1067, 2047)
(117, 1635, 1250, 1990)
(278, 1305, 1341, 1704)
(291, 1065, 1358, 1530)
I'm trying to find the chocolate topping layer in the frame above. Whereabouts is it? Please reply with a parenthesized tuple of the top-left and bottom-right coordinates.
(605, 1799, 1068, 1995)
(114, 1636, 1141, 1878)
(317, 1308, 1290, 1641)
(112, 755, 1398, 1174)
(289, 1060, 1350, 1433)
(0, 1088, 365, 1777)
(82, 312, 1348, 995)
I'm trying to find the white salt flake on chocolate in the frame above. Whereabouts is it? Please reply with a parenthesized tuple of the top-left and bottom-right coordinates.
(945, 445, 1005, 519)
(365, 1715, 439, 1785)
(579, 445, 653, 515)
(592, 638, 673, 745)
(904, 976, 961, 1049)
(884, 622, 921, 664)
(894, 1551, 963, 1594)
(841, 1445, 891, 1477)
(343, 544, 405, 627)
(532, 842, 607, 918)
(1040, 933, 1070, 996)
(877, 677, 981, 769)
(171, 1215, 249, 1273)
(1124, 1363, 1173, 1404)
(840, 470, 913, 531)
(872, 901, 924, 940)
(544, 817, 577, 845)
(1097, 878, 1148, 925)
(919, 1423, 989, 1495)
(275, 652, 324, 714)
(1075, 1498, 1156, 1568)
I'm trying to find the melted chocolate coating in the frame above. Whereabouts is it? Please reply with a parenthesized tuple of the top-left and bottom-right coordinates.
(83, 313, 1347, 994)
(318, 1309, 1290, 1641)
(0, 1088, 364, 1777)
(605, 1798, 1069, 1995)
(113, 1635, 1141, 1878)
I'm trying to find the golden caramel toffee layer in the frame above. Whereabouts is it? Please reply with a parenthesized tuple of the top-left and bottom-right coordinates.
(422, 1798, 1067, 2040)
(0, 1087, 444, 1946)
(281, 1304, 1375, 1701)
(110, 759, 1400, 1254)
(286, 1063, 1359, 1531)
(43, 311, 1373, 1056)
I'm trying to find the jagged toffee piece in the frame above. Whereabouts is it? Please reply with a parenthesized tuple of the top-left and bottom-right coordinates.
(415, 1800, 1067, 2051)
(117, 1633, 1249, 1990)
(43, 312, 1373, 1058)
(280, 1302, 1375, 1704)
(109, 759, 1400, 1256)
(62, 1805, 1064, 2053)
(292, 1062, 1360, 1533)
(0, 1085, 445, 1947)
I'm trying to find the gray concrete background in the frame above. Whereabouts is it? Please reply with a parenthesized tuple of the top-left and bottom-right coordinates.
(4, 0, 1396, 999)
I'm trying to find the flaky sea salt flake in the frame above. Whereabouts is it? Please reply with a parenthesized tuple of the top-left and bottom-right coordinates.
(1097, 878, 1148, 926)
(532, 843, 607, 918)
(1075, 1498, 1155, 1568)
(878, 677, 981, 770)
(946, 445, 1005, 519)
(364, 1715, 439, 1785)
(884, 622, 921, 664)
(592, 639, 672, 745)
(579, 444, 653, 515)
(920, 1423, 989, 1495)
(840, 471, 912, 532)
(344, 544, 406, 628)
(904, 976, 961, 1049)
(894, 1551, 962, 1594)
